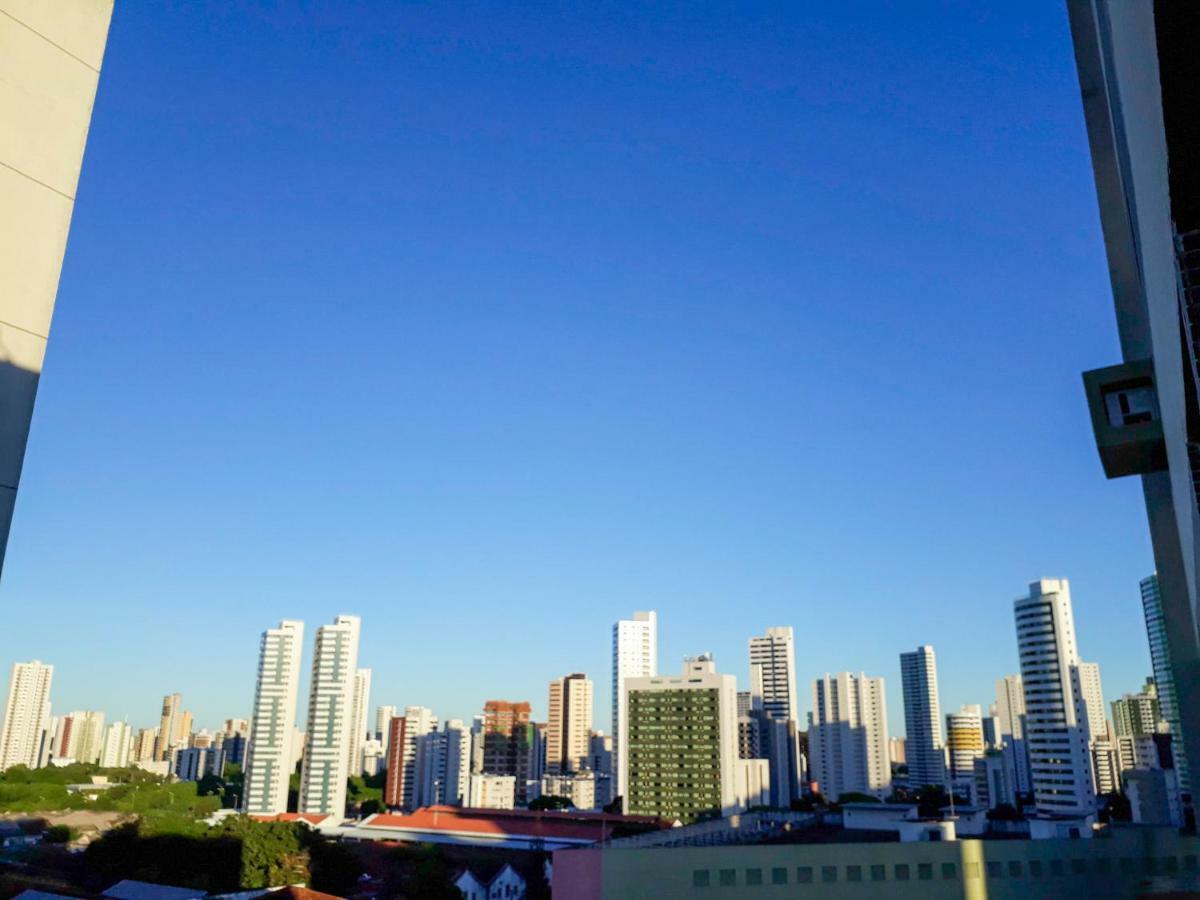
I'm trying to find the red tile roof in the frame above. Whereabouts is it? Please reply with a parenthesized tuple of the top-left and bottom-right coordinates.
(360, 805, 670, 843)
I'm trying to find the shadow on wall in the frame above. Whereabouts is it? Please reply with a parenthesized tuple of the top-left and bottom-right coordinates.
(0, 358, 42, 579)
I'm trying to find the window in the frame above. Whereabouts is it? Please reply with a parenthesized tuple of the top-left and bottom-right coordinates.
(986, 861, 1002, 878)
(1096, 858, 1111, 874)
(1185, 855, 1198, 872)
(1050, 859, 1065, 877)
(771, 867, 787, 885)
(1007, 861, 1022, 877)
(870, 864, 885, 882)
(1119, 858, 1135, 874)
(917, 863, 932, 881)
(1071, 859, 1087, 876)
(692, 871, 709, 888)
(1029, 860, 1043, 878)
(1164, 856, 1179, 874)
(745, 869, 762, 886)
(718, 870, 735, 887)
(966, 862, 980, 879)
(797, 866, 813, 884)
(821, 866, 838, 883)
(895, 864, 910, 881)
(941, 862, 957, 880)
(846, 865, 862, 882)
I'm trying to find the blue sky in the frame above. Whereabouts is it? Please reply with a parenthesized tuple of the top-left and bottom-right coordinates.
(2, 1, 1154, 739)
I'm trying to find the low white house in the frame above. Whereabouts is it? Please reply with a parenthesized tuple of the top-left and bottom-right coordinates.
(453, 863, 526, 899)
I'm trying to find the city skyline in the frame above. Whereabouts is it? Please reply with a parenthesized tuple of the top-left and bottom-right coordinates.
(0, 1, 1158, 742)
(0, 573, 1164, 747)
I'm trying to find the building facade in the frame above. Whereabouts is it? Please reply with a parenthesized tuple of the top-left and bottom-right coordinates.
(298, 615, 361, 816)
(0, 661, 53, 771)
(1141, 573, 1190, 790)
(945, 705, 984, 785)
(748, 627, 799, 722)
(547, 673, 593, 775)
(619, 656, 740, 823)
(899, 646, 945, 788)
(384, 706, 438, 810)
(243, 619, 304, 816)
(347, 668, 371, 778)
(809, 672, 891, 800)
(612, 611, 657, 792)
(1013, 579, 1096, 820)
(0, 1, 114, 578)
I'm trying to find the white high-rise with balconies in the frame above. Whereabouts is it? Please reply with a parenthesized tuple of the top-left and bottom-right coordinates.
(809, 672, 891, 800)
(243, 620, 305, 815)
(100, 721, 132, 769)
(1014, 579, 1097, 823)
(899, 646, 945, 788)
(0, 661, 53, 771)
(347, 668, 371, 777)
(299, 615, 361, 816)
(612, 611, 657, 789)
(748, 627, 798, 722)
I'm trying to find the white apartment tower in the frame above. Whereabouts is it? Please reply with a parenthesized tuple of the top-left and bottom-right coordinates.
(414, 719, 471, 807)
(99, 722, 132, 769)
(299, 615, 361, 816)
(1013, 579, 1097, 819)
(748, 627, 799, 721)
(612, 611, 657, 788)
(899, 646, 945, 788)
(348, 668, 372, 777)
(0, 661, 53, 771)
(809, 672, 891, 800)
(945, 704, 985, 783)
(243, 620, 305, 815)
(547, 673, 594, 774)
(994, 675, 1026, 739)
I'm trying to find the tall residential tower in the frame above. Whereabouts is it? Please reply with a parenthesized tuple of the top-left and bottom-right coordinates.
(0, 661, 53, 771)
(243, 620, 305, 815)
(298, 615, 361, 816)
(899, 646, 945, 788)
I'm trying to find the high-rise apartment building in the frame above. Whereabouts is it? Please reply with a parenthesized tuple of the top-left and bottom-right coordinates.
(1141, 574, 1190, 790)
(0, 661, 53, 771)
(547, 674, 593, 775)
(899, 646, 945, 788)
(748, 627, 799, 722)
(348, 668, 371, 778)
(945, 705, 985, 784)
(809, 672, 891, 801)
(375, 705, 398, 745)
(384, 706, 438, 810)
(612, 611, 657, 790)
(994, 675, 1026, 740)
(482, 700, 536, 805)
(1072, 661, 1108, 743)
(1013, 579, 1097, 822)
(414, 719, 471, 807)
(243, 620, 304, 816)
(0, 2, 114, 578)
(299, 615, 361, 816)
(619, 656, 740, 823)
(1069, 0, 1200, 804)
(60, 711, 105, 765)
(99, 721, 132, 769)
(1112, 679, 1161, 739)
(157, 693, 183, 761)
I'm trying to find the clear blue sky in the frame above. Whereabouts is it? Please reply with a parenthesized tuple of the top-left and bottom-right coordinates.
(2, 1, 1154, 739)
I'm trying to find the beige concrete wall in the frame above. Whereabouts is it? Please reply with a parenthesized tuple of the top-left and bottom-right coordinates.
(0, 0, 113, 574)
(557, 825, 1200, 898)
